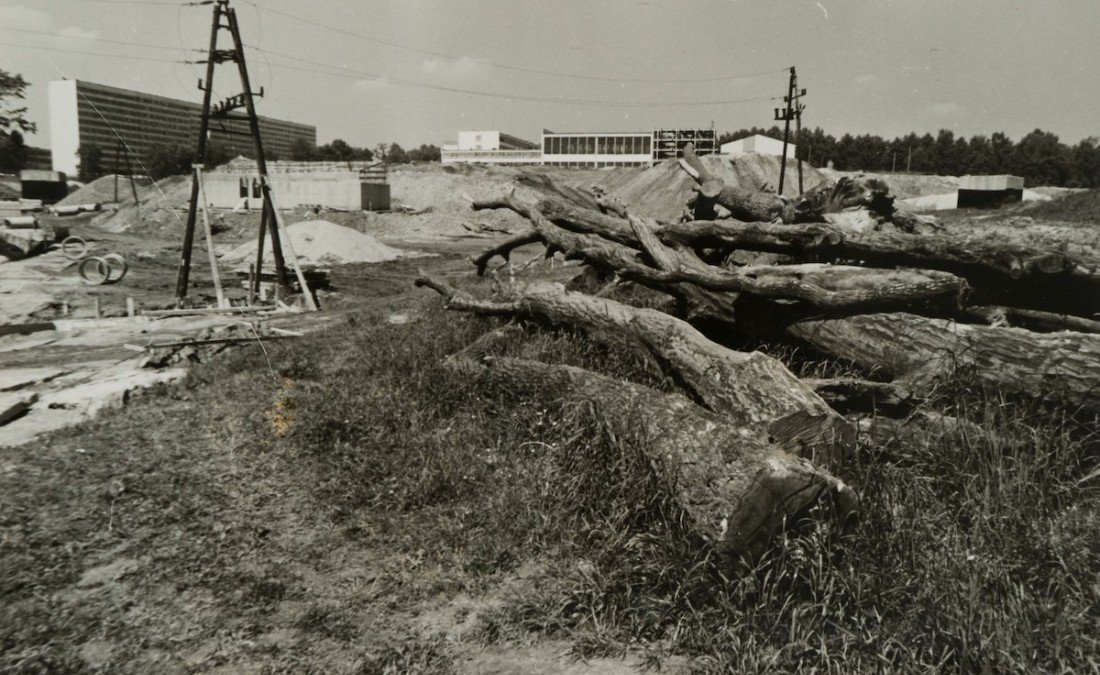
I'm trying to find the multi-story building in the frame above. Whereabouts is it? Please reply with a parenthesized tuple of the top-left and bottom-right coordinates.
(442, 129, 716, 168)
(441, 130, 541, 165)
(48, 79, 316, 176)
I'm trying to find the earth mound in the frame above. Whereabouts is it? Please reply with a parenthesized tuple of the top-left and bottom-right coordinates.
(221, 219, 427, 266)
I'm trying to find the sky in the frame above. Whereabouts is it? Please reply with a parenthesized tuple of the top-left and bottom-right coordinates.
(2, 0, 1098, 151)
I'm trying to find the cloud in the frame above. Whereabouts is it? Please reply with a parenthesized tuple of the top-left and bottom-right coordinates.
(0, 5, 52, 31)
(57, 26, 103, 41)
(420, 55, 480, 79)
(925, 102, 966, 119)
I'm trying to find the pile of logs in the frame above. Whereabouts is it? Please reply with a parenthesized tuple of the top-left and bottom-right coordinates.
(418, 145, 1100, 566)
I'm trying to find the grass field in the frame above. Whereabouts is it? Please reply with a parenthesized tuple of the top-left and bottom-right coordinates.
(2, 262, 1096, 673)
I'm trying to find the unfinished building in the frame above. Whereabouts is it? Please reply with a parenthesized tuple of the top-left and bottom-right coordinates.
(202, 157, 390, 211)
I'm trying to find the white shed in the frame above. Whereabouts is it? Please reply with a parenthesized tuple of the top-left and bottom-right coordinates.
(720, 134, 795, 159)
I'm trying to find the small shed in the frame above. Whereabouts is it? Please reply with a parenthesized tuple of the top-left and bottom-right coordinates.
(957, 175, 1024, 209)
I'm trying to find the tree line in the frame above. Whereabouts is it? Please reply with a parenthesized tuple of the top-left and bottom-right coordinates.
(70, 138, 443, 181)
(719, 126, 1100, 188)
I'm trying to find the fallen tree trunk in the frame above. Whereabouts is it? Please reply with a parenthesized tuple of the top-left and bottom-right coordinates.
(659, 218, 1097, 316)
(417, 274, 855, 465)
(473, 194, 969, 318)
(789, 313, 1100, 414)
(679, 143, 789, 222)
(447, 355, 856, 564)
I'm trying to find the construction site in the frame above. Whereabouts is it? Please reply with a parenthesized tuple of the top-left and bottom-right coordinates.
(2, 1, 1098, 673)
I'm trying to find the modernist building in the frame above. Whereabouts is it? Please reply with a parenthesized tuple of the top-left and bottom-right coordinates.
(442, 128, 717, 168)
(441, 131, 541, 165)
(49, 79, 316, 176)
(543, 128, 717, 168)
(720, 134, 795, 159)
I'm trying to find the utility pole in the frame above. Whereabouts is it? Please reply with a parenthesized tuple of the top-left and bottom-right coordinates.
(175, 0, 316, 309)
(774, 67, 807, 195)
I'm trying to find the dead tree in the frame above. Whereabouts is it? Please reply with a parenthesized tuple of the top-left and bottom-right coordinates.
(788, 313, 1100, 414)
(416, 273, 855, 465)
(446, 354, 856, 564)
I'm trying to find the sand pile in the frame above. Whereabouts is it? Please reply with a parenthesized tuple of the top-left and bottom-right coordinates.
(595, 155, 826, 222)
(221, 219, 425, 266)
(56, 174, 161, 206)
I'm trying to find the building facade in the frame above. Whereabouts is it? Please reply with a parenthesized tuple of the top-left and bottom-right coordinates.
(441, 130, 541, 165)
(541, 131, 653, 168)
(49, 79, 316, 176)
(442, 128, 717, 168)
(720, 134, 795, 159)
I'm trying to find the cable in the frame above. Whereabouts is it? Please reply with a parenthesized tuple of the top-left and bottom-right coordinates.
(3, 40, 780, 108)
(240, 0, 788, 85)
(0, 40, 184, 64)
(0, 26, 202, 53)
(213, 49, 783, 108)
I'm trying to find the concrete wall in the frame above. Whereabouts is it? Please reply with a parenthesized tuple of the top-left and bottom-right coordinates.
(49, 80, 80, 176)
(721, 134, 795, 159)
(202, 172, 365, 210)
(959, 175, 1024, 191)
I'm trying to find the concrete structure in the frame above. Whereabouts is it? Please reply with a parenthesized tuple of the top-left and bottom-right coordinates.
(202, 157, 389, 211)
(957, 174, 1024, 209)
(720, 134, 795, 159)
(542, 131, 653, 168)
(20, 170, 68, 204)
(441, 131, 541, 165)
(49, 79, 316, 176)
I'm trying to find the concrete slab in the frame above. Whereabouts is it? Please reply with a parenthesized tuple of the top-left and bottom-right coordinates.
(0, 367, 67, 391)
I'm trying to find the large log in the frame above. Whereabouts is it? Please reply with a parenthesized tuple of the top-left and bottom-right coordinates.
(788, 313, 1100, 414)
(417, 273, 855, 465)
(472, 194, 969, 318)
(448, 354, 856, 564)
(679, 143, 790, 222)
(659, 218, 1097, 316)
(628, 214, 967, 315)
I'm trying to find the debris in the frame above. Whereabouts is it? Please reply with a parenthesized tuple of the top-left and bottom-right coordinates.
(0, 392, 38, 426)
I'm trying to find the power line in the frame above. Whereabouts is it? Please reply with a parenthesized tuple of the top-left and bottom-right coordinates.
(0, 26, 202, 53)
(0, 40, 186, 65)
(240, 0, 788, 85)
(215, 47, 783, 108)
(3, 39, 780, 108)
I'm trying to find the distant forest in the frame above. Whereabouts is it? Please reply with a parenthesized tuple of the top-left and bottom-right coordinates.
(718, 127, 1100, 188)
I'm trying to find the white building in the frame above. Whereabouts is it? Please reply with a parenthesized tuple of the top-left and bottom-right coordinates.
(720, 134, 795, 159)
(441, 131, 541, 165)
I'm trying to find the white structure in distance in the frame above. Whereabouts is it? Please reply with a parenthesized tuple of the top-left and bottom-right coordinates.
(441, 131, 541, 165)
(720, 134, 795, 159)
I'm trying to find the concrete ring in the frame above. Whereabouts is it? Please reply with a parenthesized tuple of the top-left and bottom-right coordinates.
(102, 253, 128, 282)
(78, 256, 110, 285)
(61, 236, 88, 260)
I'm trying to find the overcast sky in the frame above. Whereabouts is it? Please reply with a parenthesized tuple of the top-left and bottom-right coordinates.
(3, 0, 1098, 150)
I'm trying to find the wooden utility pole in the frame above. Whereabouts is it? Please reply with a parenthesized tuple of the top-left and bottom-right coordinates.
(175, 0, 315, 309)
(774, 67, 807, 195)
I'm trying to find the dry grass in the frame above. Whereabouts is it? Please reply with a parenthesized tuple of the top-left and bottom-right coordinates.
(1, 295, 1096, 672)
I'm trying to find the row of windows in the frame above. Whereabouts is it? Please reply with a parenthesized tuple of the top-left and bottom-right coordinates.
(543, 135, 652, 156)
(544, 161, 649, 168)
